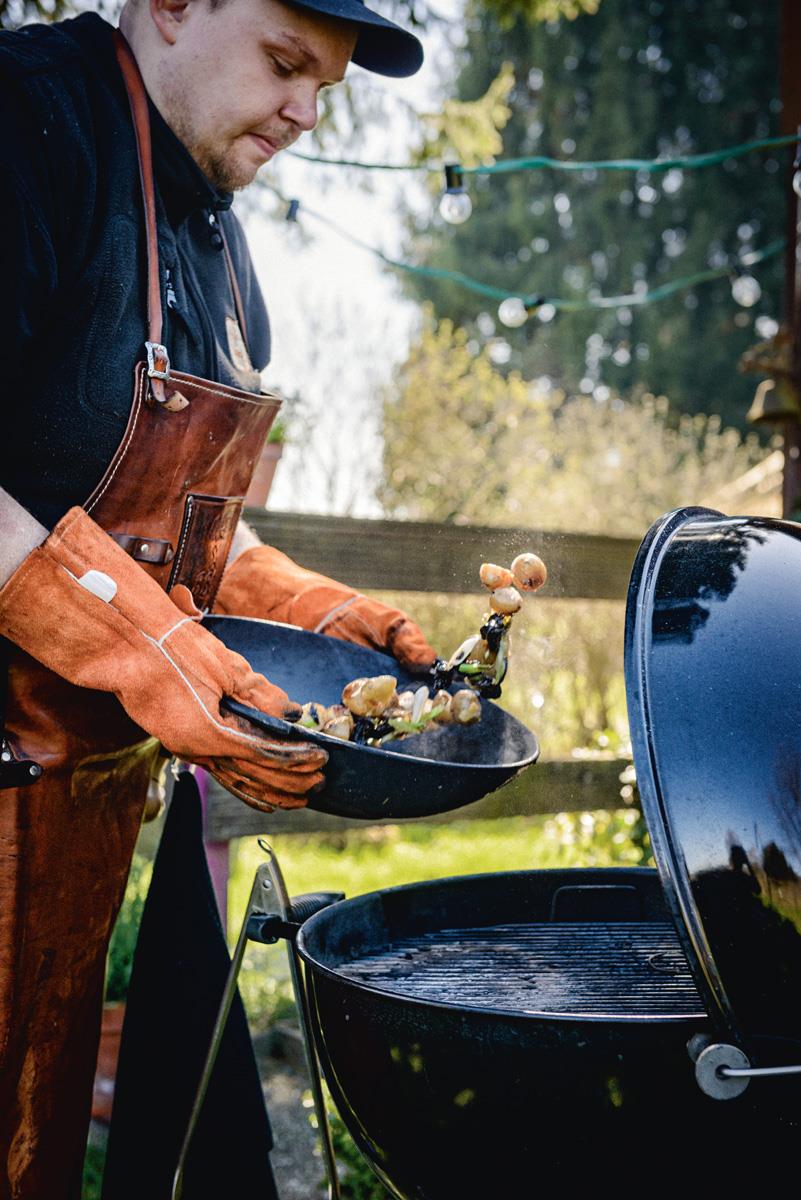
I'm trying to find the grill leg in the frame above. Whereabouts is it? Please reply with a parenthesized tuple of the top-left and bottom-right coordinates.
(171, 862, 271, 1200)
(261, 846, 342, 1200)
(171, 847, 342, 1200)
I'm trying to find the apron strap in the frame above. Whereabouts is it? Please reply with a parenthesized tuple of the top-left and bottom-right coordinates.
(111, 31, 251, 394)
(113, 30, 162, 350)
(219, 223, 250, 350)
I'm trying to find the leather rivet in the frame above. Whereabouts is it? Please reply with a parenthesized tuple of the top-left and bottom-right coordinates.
(140, 543, 150, 554)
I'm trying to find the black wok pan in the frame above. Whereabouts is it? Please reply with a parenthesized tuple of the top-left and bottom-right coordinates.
(203, 616, 539, 820)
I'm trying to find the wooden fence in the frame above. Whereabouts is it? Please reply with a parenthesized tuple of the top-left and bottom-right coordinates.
(205, 510, 640, 846)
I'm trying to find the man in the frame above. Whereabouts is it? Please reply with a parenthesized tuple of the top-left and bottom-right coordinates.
(0, 0, 430, 1194)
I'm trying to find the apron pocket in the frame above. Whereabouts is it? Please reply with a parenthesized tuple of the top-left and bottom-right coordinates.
(168, 494, 242, 611)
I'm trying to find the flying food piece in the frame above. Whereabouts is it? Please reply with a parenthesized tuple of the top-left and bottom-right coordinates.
(489, 586, 522, 615)
(433, 548, 548, 700)
(511, 552, 547, 593)
(479, 563, 514, 590)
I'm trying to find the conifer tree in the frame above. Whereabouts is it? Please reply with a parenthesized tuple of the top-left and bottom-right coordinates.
(401, 0, 783, 428)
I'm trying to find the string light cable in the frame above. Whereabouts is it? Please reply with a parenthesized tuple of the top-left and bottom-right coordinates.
(290, 131, 800, 226)
(288, 132, 797, 176)
(265, 185, 784, 324)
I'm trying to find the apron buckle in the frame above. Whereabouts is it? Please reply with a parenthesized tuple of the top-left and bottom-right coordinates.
(146, 341, 171, 381)
(145, 343, 189, 411)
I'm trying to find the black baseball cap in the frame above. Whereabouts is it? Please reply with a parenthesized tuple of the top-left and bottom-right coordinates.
(286, 0, 424, 77)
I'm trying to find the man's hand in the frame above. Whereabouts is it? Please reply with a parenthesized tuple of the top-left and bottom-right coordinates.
(215, 542, 437, 673)
(0, 508, 327, 811)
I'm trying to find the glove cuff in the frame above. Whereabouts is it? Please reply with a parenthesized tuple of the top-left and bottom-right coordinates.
(215, 543, 358, 629)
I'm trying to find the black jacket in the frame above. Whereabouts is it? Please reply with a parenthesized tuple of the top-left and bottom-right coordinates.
(0, 13, 272, 528)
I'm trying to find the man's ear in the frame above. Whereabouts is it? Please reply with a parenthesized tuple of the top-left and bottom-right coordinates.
(149, 0, 193, 45)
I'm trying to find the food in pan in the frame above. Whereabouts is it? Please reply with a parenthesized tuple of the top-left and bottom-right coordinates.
(300, 677, 481, 746)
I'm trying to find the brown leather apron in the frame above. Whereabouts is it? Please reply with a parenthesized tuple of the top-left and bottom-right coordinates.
(0, 32, 279, 1198)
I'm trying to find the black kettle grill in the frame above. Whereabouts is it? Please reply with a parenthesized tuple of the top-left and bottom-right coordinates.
(175, 508, 801, 1199)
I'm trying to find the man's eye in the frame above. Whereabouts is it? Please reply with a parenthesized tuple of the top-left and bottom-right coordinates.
(271, 56, 294, 77)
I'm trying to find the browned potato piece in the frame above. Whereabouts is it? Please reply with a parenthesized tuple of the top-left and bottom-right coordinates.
(451, 689, 482, 725)
(322, 706, 355, 740)
(301, 702, 329, 727)
(342, 675, 398, 717)
(479, 562, 514, 590)
(432, 691, 453, 723)
(490, 586, 522, 615)
(511, 552, 547, 593)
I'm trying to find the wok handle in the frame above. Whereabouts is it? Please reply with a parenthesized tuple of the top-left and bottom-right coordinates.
(221, 697, 308, 739)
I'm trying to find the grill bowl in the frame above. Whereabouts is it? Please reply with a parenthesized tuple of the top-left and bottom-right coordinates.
(297, 867, 795, 1197)
(203, 616, 538, 819)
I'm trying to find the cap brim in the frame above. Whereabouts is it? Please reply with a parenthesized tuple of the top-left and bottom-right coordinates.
(285, 0, 424, 77)
(351, 13, 424, 77)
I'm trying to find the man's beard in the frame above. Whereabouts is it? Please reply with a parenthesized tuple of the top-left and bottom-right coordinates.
(195, 144, 252, 192)
(165, 95, 254, 192)
(180, 131, 254, 192)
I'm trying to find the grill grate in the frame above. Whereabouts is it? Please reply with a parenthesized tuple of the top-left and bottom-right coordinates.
(337, 922, 705, 1016)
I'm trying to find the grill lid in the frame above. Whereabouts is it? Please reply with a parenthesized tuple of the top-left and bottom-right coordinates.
(624, 507, 801, 1046)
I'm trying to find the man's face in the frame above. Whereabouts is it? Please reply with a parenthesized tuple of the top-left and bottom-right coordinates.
(150, 0, 357, 191)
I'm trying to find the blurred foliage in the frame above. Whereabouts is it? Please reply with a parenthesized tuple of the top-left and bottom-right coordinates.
(1, 0, 123, 27)
(81, 1142, 105, 1200)
(380, 316, 775, 533)
(400, 0, 783, 430)
(392, 0, 602, 24)
(103, 852, 152, 1004)
(417, 62, 515, 168)
(1, 0, 69, 27)
(498, 0, 601, 19)
(326, 1101, 391, 1199)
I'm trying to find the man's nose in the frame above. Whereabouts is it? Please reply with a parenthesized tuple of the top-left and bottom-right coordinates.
(281, 86, 319, 133)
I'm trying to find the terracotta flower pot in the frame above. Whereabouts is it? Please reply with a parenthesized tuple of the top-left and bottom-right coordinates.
(245, 441, 283, 508)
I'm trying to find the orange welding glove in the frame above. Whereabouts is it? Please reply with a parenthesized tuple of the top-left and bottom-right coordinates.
(0, 508, 327, 812)
(215, 544, 438, 673)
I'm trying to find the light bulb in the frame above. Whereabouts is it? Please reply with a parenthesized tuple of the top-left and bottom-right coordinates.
(439, 189, 472, 225)
(439, 163, 472, 226)
(793, 169, 801, 198)
(731, 274, 761, 308)
(498, 297, 529, 328)
(755, 315, 779, 339)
